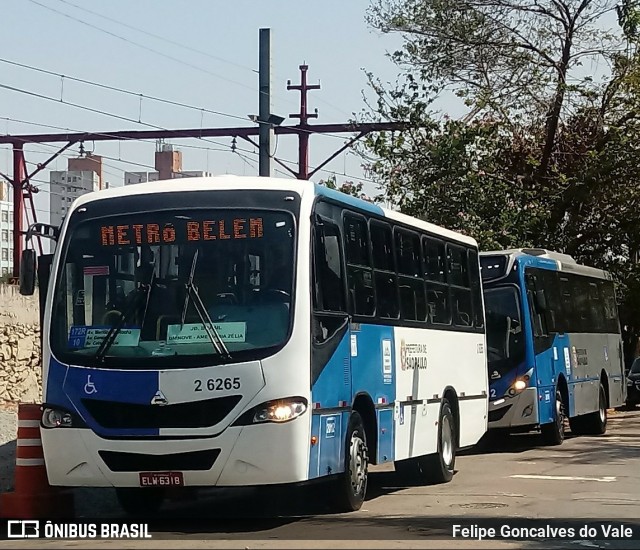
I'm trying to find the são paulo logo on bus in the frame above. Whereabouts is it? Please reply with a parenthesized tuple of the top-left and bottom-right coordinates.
(399, 339, 428, 370)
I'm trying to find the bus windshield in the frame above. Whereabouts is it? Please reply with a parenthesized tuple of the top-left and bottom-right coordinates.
(50, 208, 296, 368)
(484, 285, 526, 378)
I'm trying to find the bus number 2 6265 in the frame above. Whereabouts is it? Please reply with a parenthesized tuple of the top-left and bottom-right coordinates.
(194, 377, 241, 392)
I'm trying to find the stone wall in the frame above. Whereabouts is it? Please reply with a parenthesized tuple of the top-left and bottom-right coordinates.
(0, 323, 41, 403)
(0, 284, 40, 325)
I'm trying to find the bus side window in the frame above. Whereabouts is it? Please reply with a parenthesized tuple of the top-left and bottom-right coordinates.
(559, 274, 577, 333)
(394, 228, 424, 322)
(539, 270, 561, 333)
(343, 213, 375, 316)
(525, 271, 547, 337)
(586, 282, 604, 332)
(599, 280, 619, 333)
(371, 221, 400, 319)
(423, 237, 451, 325)
(468, 249, 484, 328)
(447, 244, 473, 327)
(313, 219, 346, 313)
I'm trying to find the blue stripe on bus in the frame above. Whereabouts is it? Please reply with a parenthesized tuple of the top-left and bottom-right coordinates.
(314, 184, 385, 216)
(46, 357, 160, 437)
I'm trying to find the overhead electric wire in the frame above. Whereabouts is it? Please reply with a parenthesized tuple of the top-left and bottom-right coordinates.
(0, 85, 258, 155)
(0, 57, 266, 127)
(55, 0, 255, 73)
(0, 57, 352, 141)
(26, 0, 260, 97)
(53, 0, 351, 118)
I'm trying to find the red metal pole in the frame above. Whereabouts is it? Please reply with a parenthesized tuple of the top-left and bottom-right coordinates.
(288, 65, 320, 180)
(12, 144, 25, 280)
(299, 133, 309, 180)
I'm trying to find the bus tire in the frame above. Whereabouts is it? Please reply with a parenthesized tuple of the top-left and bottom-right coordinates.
(419, 398, 456, 484)
(541, 389, 565, 445)
(332, 411, 368, 512)
(115, 487, 165, 516)
(574, 383, 608, 435)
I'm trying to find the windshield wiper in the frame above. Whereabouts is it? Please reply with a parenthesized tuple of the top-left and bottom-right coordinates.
(181, 249, 231, 360)
(94, 256, 157, 362)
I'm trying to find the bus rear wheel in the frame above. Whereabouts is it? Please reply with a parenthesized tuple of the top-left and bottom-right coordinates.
(394, 399, 456, 485)
(332, 411, 369, 512)
(570, 383, 607, 436)
(541, 389, 565, 445)
(115, 487, 165, 516)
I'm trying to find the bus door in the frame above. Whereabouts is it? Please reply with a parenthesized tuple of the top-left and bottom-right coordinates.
(525, 269, 573, 422)
(310, 213, 352, 478)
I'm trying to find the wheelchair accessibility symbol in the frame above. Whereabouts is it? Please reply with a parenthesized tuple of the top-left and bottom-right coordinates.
(84, 375, 97, 395)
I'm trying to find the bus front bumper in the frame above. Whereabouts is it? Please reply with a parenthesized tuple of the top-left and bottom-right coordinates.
(40, 418, 310, 488)
(488, 387, 538, 430)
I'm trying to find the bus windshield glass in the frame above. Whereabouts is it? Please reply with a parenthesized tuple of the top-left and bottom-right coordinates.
(50, 208, 295, 368)
(484, 286, 526, 378)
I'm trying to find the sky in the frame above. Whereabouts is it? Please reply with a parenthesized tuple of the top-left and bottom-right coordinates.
(0, 0, 413, 224)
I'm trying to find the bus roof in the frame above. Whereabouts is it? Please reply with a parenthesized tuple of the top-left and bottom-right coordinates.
(480, 248, 610, 280)
(71, 175, 477, 247)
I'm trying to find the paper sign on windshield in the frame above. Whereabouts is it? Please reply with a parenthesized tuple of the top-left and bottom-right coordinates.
(166, 322, 247, 344)
(68, 326, 141, 349)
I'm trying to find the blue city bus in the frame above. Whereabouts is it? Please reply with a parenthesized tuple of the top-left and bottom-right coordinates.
(480, 249, 626, 444)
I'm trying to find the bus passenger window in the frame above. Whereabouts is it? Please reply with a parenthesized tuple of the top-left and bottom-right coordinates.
(468, 250, 484, 328)
(371, 221, 399, 319)
(344, 214, 375, 316)
(313, 220, 345, 312)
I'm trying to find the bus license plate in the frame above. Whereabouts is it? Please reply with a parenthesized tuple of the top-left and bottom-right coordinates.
(139, 472, 184, 487)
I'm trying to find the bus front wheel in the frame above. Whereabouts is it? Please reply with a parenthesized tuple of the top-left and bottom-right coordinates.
(541, 389, 565, 445)
(332, 411, 368, 512)
(115, 487, 165, 516)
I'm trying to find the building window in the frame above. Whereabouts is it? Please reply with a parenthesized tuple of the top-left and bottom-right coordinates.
(1, 211, 7, 222)
(1, 249, 7, 261)
(1, 229, 7, 242)
(1, 267, 7, 276)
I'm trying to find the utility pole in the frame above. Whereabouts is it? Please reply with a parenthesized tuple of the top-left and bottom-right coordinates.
(288, 65, 320, 180)
(258, 28, 272, 177)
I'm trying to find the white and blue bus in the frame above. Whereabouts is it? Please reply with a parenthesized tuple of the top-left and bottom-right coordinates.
(21, 176, 488, 514)
(480, 249, 626, 444)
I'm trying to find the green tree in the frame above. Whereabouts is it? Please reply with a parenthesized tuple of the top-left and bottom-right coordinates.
(318, 175, 374, 201)
(362, 0, 640, 325)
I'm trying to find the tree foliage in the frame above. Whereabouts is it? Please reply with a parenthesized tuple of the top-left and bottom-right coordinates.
(362, 0, 640, 326)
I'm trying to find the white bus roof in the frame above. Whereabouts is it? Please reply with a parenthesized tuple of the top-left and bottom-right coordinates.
(481, 248, 610, 280)
(72, 175, 477, 247)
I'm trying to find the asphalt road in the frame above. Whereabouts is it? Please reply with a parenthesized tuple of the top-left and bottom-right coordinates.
(3, 408, 640, 549)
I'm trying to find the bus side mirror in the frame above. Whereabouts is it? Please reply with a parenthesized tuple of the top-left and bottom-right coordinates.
(534, 289, 548, 312)
(20, 249, 37, 296)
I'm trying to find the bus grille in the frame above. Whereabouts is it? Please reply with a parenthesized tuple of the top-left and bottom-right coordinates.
(99, 449, 220, 472)
(81, 395, 242, 429)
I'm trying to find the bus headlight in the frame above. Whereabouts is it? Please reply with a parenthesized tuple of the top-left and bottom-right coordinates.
(41, 406, 86, 429)
(507, 368, 534, 396)
(254, 400, 307, 423)
(234, 397, 308, 425)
